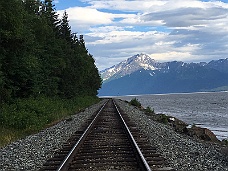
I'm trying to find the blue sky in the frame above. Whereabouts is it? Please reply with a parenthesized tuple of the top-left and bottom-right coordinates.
(54, 0, 228, 70)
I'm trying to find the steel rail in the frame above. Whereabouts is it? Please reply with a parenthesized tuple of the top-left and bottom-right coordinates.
(56, 100, 108, 171)
(113, 99, 152, 171)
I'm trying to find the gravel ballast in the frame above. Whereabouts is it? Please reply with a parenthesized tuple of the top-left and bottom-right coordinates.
(115, 99, 228, 171)
(0, 100, 107, 171)
(0, 98, 227, 171)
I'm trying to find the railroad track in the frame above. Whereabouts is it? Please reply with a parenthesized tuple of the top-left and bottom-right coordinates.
(41, 99, 174, 171)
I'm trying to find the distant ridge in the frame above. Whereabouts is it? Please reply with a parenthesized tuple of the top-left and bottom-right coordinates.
(99, 54, 228, 96)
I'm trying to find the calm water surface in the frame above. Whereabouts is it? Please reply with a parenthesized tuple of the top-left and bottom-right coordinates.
(117, 92, 228, 140)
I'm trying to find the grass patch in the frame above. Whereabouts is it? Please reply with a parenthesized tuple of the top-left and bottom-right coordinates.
(0, 127, 25, 147)
(0, 96, 100, 147)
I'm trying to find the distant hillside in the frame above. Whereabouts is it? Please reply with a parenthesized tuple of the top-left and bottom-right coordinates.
(99, 54, 228, 96)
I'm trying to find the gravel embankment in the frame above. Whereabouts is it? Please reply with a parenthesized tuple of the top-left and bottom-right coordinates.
(1, 98, 227, 171)
(115, 99, 228, 171)
(0, 100, 107, 171)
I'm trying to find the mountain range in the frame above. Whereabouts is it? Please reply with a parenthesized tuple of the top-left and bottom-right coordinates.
(99, 54, 228, 96)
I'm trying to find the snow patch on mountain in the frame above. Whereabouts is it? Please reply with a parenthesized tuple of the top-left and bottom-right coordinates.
(100, 53, 159, 82)
(100, 54, 228, 83)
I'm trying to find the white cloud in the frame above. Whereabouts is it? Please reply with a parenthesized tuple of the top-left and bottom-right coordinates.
(84, 0, 167, 12)
(150, 43, 203, 62)
(58, 0, 228, 70)
(86, 27, 167, 46)
(57, 6, 139, 32)
(58, 7, 113, 25)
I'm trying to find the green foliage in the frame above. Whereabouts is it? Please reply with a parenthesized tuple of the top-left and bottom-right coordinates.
(0, 96, 99, 130)
(129, 98, 142, 108)
(160, 114, 169, 124)
(0, 127, 24, 148)
(0, 0, 102, 100)
(144, 106, 155, 115)
(59, 11, 72, 43)
(0, 0, 102, 146)
(0, 96, 100, 147)
(0, 0, 102, 149)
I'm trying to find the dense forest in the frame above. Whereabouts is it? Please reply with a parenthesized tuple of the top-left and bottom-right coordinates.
(0, 0, 102, 102)
(0, 0, 102, 146)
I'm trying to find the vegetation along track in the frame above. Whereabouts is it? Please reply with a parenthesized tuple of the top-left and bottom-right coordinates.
(41, 99, 174, 171)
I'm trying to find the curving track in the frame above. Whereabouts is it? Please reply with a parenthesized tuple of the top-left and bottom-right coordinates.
(41, 99, 174, 171)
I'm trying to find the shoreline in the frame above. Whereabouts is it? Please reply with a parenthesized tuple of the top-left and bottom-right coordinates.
(116, 92, 228, 141)
(99, 90, 228, 98)
(154, 110, 228, 141)
(122, 98, 225, 144)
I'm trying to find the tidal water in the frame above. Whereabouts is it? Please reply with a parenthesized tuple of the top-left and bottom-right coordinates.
(117, 92, 228, 140)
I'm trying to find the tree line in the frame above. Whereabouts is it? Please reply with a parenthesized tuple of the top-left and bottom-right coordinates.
(0, 0, 102, 103)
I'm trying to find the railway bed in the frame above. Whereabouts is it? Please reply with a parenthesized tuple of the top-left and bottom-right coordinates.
(41, 99, 174, 171)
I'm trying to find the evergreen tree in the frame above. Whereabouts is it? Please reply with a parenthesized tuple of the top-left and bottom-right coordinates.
(59, 35, 80, 97)
(59, 11, 72, 43)
(0, 0, 102, 102)
(35, 0, 63, 96)
(42, 0, 60, 36)
(70, 35, 101, 96)
(0, 0, 39, 98)
(23, 0, 41, 15)
(82, 53, 102, 96)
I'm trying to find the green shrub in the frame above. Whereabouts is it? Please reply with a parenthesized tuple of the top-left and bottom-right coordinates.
(129, 98, 142, 108)
(0, 96, 100, 147)
(160, 114, 169, 125)
(144, 106, 155, 115)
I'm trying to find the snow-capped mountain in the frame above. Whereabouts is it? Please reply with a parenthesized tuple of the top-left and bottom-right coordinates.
(100, 54, 160, 82)
(99, 54, 228, 96)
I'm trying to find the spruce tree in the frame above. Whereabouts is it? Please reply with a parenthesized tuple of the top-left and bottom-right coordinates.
(42, 0, 60, 35)
(0, 0, 102, 101)
(59, 11, 72, 43)
(23, 0, 41, 15)
(0, 0, 39, 98)
(36, 0, 63, 96)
